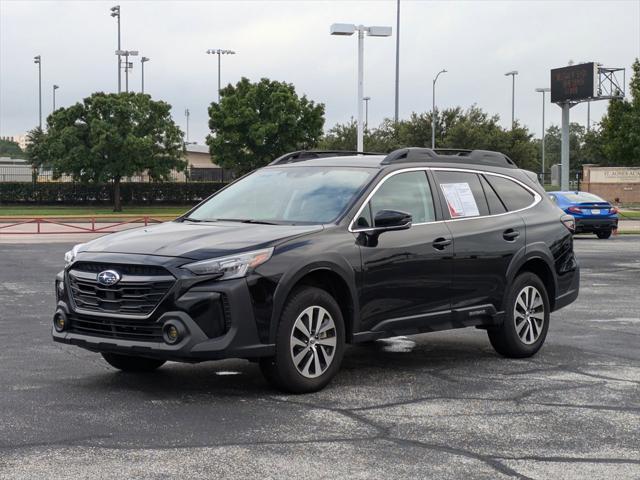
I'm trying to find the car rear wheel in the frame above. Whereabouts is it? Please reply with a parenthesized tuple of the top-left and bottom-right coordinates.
(260, 286, 345, 393)
(596, 230, 612, 239)
(101, 352, 166, 372)
(488, 272, 550, 358)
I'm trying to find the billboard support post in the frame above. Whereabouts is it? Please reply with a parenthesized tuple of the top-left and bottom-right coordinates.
(561, 103, 571, 191)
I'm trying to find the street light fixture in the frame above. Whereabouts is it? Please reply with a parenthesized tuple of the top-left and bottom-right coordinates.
(116, 49, 138, 93)
(432, 69, 447, 149)
(363, 96, 371, 129)
(110, 5, 121, 92)
(53, 84, 59, 111)
(34, 55, 42, 129)
(535, 87, 551, 182)
(330, 23, 392, 152)
(206, 49, 236, 103)
(505, 70, 518, 129)
(140, 57, 149, 93)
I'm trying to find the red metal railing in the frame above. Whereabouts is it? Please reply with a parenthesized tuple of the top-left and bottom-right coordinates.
(0, 216, 165, 234)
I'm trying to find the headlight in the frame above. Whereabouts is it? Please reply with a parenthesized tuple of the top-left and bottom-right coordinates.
(64, 243, 84, 266)
(182, 247, 274, 279)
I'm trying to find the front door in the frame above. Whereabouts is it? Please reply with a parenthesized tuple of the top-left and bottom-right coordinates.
(354, 170, 453, 332)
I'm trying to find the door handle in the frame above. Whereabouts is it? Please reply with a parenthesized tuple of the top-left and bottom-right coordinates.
(432, 237, 452, 250)
(503, 229, 520, 241)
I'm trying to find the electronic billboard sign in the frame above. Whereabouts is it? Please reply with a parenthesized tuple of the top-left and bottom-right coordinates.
(550, 63, 598, 103)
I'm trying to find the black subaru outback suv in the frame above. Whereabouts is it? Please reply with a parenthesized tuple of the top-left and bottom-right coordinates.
(53, 148, 579, 393)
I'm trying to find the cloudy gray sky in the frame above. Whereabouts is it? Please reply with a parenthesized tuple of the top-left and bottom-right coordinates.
(1, 0, 639, 145)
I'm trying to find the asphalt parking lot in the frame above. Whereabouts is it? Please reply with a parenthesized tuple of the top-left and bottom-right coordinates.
(1, 236, 639, 479)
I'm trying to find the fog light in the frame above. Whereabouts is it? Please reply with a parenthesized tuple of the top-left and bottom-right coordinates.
(53, 311, 67, 332)
(162, 322, 184, 345)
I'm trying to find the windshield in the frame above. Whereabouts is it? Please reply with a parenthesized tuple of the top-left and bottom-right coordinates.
(561, 192, 606, 203)
(187, 166, 375, 224)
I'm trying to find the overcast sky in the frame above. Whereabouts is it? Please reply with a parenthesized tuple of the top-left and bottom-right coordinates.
(1, 0, 639, 145)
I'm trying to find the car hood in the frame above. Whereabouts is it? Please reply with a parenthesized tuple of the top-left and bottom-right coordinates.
(81, 221, 324, 260)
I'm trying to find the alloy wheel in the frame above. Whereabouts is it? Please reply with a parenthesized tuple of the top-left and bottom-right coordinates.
(513, 285, 545, 345)
(290, 305, 337, 378)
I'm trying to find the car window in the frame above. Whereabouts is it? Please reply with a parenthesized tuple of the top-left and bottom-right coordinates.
(480, 175, 507, 214)
(561, 192, 606, 203)
(366, 171, 435, 225)
(434, 171, 489, 218)
(485, 175, 535, 211)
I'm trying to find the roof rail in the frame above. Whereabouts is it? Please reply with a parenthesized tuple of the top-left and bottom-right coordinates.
(381, 147, 517, 168)
(269, 150, 383, 166)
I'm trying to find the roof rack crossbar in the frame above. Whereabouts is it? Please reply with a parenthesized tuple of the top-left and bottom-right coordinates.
(269, 150, 383, 166)
(382, 147, 517, 168)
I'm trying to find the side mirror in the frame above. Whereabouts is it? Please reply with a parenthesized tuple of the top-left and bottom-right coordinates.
(373, 209, 412, 232)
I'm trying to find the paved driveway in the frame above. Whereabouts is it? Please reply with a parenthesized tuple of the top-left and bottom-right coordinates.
(0, 237, 639, 479)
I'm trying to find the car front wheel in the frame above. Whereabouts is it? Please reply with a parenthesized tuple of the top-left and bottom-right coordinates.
(488, 272, 550, 358)
(260, 286, 345, 393)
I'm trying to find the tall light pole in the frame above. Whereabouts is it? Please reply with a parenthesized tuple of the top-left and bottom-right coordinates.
(363, 96, 371, 129)
(110, 5, 121, 93)
(140, 56, 149, 93)
(505, 70, 518, 129)
(206, 49, 236, 103)
(185, 108, 190, 143)
(116, 49, 138, 93)
(535, 87, 550, 182)
(34, 55, 42, 128)
(330, 23, 392, 152)
(432, 69, 447, 148)
(53, 84, 59, 111)
(394, 0, 400, 123)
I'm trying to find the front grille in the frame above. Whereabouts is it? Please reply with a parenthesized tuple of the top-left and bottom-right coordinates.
(68, 312, 163, 341)
(67, 263, 175, 316)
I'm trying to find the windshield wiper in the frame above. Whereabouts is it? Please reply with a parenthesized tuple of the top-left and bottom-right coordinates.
(181, 216, 203, 222)
(239, 219, 278, 225)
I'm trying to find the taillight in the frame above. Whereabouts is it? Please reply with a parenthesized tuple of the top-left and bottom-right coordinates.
(567, 206, 582, 214)
(561, 214, 575, 232)
(609, 207, 619, 214)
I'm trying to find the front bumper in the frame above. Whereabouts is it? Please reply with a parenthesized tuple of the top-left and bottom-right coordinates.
(52, 259, 275, 362)
(574, 217, 618, 233)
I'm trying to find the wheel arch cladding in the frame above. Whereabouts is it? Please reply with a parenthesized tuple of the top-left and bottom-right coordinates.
(270, 265, 357, 344)
(515, 258, 557, 311)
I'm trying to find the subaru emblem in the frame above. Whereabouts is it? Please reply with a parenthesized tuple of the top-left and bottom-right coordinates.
(97, 270, 121, 286)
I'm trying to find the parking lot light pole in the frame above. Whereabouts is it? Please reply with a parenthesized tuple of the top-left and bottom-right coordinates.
(535, 87, 551, 182)
(53, 84, 59, 112)
(185, 108, 190, 143)
(116, 49, 138, 93)
(141, 57, 149, 93)
(363, 96, 371, 129)
(206, 49, 236, 103)
(330, 23, 392, 152)
(34, 55, 42, 129)
(432, 69, 447, 149)
(110, 5, 121, 93)
(505, 70, 518, 129)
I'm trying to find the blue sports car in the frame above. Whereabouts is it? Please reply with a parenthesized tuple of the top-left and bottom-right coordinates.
(548, 191, 618, 239)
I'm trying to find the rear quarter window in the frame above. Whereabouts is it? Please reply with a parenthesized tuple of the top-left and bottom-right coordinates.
(484, 174, 535, 212)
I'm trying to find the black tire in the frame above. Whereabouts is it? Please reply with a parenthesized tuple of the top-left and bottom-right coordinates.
(260, 286, 345, 393)
(596, 230, 612, 239)
(101, 352, 166, 372)
(488, 272, 550, 358)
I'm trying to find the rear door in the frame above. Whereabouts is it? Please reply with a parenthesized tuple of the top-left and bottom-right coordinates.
(432, 169, 527, 313)
(354, 169, 453, 332)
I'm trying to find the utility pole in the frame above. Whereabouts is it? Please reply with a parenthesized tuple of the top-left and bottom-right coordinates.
(505, 70, 518, 129)
(110, 6, 121, 93)
(535, 87, 550, 183)
(34, 55, 42, 128)
(53, 84, 59, 111)
(432, 69, 447, 149)
(141, 57, 149, 93)
(394, 0, 400, 123)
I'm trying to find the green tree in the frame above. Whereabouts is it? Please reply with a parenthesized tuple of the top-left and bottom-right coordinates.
(599, 58, 640, 166)
(207, 77, 325, 175)
(0, 138, 26, 159)
(30, 92, 186, 211)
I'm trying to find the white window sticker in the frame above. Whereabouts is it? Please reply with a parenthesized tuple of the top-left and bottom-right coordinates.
(440, 182, 480, 218)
